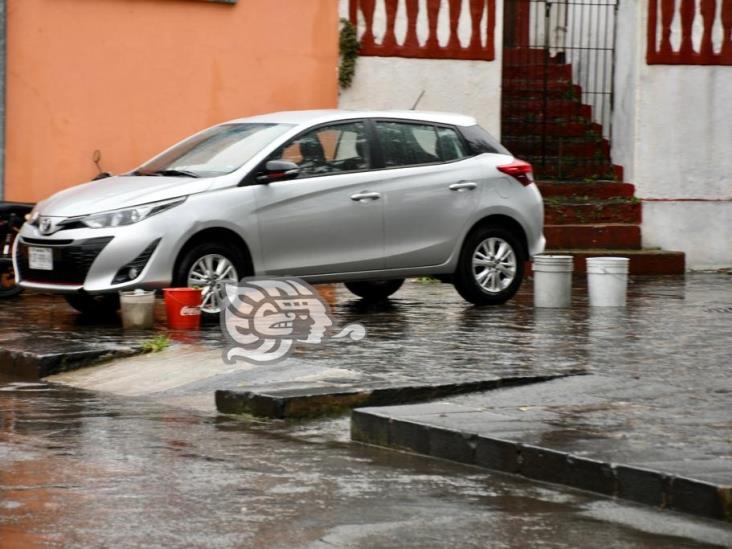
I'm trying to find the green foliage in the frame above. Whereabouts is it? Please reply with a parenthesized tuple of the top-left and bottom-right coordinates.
(339, 18, 360, 89)
(142, 335, 171, 354)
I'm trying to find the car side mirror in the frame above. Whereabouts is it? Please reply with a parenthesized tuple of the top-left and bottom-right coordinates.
(256, 160, 300, 183)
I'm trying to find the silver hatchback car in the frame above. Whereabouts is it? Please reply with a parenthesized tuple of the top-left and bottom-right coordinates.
(15, 110, 545, 316)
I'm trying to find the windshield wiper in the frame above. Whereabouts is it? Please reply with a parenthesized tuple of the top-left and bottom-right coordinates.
(150, 169, 200, 178)
(130, 169, 199, 178)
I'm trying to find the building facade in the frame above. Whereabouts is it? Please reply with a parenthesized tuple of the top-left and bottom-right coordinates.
(0, 0, 339, 202)
(340, 0, 731, 269)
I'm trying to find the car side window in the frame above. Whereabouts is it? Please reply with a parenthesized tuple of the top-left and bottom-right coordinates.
(435, 126, 468, 162)
(376, 121, 441, 168)
(270, 121, 370, 178)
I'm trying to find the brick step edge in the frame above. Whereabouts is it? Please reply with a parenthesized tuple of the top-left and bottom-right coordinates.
(537, 181, 635, 199)
(526, 250, 686, 275)
(351, 409, 732, 523)
(544, 202, 641, 225)
(0, 342, 143, 379)
(545, 224, 641, 250)
(215, 374, 575, 419)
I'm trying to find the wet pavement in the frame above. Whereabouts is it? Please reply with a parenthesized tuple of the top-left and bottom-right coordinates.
(1, 275, 731, 544)
(2, 378, 732, 548)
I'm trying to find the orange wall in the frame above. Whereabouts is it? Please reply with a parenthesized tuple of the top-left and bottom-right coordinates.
(5, 0, 339, 202)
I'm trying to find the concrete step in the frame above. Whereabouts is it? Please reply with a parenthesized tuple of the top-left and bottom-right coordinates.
(541, 249, 686, 275)
(503, 48, 568, 65)
(502, 84, 584, 102)
(503, 100, 592, 119)
(537, 181, 635, 199)
(504, 77, 575, 90)
(503, 63, 573, 80)
(503, 112, 594, 127)
(504, 137, 609, 157)
(545, 224, 641, 249)
(535, 164, 614, 180)
(524, 154, 613, 167)
(544, 201, 641, 225)
(505, 121, 602, 139)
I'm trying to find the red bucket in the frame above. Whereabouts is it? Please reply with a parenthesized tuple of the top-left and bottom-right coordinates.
(163, 288, 203, 330)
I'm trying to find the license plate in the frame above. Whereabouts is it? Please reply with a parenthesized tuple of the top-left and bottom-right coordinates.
(29, 247, 53, 270)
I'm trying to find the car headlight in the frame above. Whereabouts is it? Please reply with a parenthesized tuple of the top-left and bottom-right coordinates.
(81, 197, 186, 229)
(26, 204, 41, 225)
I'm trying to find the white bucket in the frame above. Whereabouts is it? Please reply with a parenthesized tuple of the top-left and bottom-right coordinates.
(533, 255, 574, 308)
(119, 289, 156, 329)
(587, 257, 630, 307)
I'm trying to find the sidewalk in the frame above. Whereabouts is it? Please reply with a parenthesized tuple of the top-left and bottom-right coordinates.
(350, 274, 732, 522)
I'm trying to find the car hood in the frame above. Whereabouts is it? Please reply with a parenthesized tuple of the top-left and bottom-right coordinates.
(38, 175, 216, 217)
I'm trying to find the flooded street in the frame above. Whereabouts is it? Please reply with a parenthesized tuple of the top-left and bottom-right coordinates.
(1, 275, 731, 546)
(1, 379, 730, 547)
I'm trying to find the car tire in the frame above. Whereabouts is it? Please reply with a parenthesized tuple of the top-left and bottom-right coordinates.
(453, 226, 525, 306)
(64, 293, 120, 316)
(173, 241, 249, 320)
(344, 279, 404, 301)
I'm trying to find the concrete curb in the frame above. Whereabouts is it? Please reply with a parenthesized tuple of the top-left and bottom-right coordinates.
(0, 338, 142, 379)
(215, 373, 579, 419)
(351, 409, 732, 523)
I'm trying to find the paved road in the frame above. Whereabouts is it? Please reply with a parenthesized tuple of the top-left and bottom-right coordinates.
(1, 274, 731, 546)
(1, 379, 730, 548)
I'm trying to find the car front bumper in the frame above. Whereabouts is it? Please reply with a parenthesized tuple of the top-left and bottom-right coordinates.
(14, 220, 177, 294)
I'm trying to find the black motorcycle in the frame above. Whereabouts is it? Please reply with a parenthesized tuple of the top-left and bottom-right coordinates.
(0, 201, 34, 298)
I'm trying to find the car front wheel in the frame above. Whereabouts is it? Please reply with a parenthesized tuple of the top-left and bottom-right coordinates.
(453, 226, 524, 305)
(174, 242, 247, 319)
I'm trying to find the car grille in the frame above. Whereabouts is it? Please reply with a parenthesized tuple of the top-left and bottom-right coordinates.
(17, 236, 114, 285)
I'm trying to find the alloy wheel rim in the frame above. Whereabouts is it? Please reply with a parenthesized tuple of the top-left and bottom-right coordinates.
(472, 237, 517, 293)
(187, 254, 239, 314)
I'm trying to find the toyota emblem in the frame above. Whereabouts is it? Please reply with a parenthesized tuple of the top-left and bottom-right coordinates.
(40, 217, 53, 235)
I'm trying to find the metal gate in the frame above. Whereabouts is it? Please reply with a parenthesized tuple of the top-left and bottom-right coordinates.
(501, 0, 618, 180)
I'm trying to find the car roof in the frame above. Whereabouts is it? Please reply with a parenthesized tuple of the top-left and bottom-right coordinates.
(227, 109, 478, 128)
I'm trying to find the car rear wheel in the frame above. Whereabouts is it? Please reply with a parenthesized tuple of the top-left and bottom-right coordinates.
(64, 293, 120, 316)
(344, 279, 404, 301)
(174, 242, 247, 319)
(453, 226, 524, 305)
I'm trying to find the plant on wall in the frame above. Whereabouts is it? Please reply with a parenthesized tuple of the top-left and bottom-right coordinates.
(339, 18, 359, 90)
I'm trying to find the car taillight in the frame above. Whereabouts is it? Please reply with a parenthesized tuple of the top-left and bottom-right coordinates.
(497, 159, 534, 186)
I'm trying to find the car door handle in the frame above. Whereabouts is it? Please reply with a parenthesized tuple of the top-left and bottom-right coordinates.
(350, 191, 381, 202)
(449, 182, 478, 191)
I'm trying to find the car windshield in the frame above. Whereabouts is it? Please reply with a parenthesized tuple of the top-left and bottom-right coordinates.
(135, 123, 293, 178)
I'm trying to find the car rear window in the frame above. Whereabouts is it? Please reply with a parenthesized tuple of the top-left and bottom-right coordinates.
(376, 122, 440, 167)
(459, 125, 510, 156)
(375, 121, 469, 167)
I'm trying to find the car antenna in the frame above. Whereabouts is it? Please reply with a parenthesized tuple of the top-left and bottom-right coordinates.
(410, 90, 426, 110)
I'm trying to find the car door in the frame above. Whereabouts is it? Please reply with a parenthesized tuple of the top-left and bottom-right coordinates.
(374, 121, 479, 269)
(253, 120, 385, 276)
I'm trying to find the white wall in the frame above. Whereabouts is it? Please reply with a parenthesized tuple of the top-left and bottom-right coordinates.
(612, 1, 732, 269)
(339, 57, 502, 136)
(338, 0, 503, 138)
(643, 202, 732, 268)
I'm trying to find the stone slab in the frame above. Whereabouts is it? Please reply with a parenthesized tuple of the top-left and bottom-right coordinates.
(0, 336, 141, 379)
(215, 373, 573, 418)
